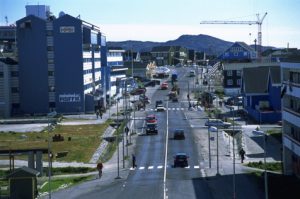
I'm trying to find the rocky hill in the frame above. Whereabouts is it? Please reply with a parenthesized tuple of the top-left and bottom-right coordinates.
(107, 34, 233, 55)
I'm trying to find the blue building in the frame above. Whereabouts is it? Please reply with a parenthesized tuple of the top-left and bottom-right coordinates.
(220, 42, 257, 63)
(16, 13, 106, 115)
(242, 66, 281, 124)
(107, 47, 127, 98)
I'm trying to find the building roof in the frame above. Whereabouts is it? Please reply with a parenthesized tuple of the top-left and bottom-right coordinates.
(151, 46, 172, 52)
(236, 42, 255, 52)
(7, 166, 40, 178)
(243, 66, 280, 94)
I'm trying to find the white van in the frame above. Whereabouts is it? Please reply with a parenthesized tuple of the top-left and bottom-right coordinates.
(189, 70, 196, 77)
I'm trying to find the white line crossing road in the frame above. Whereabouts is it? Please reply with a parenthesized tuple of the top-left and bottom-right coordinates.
(129, 164, 203, 171)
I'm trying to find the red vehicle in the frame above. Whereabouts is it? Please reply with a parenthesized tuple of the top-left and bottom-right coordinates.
(160, 82, 168, 90)
(146, 114, 157, 124)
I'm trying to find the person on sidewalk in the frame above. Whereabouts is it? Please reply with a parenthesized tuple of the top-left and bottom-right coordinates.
(96, 110, 100, 119)
(97, 162, 103, 178)
(239, 148, 245, 163)
(99, 110, 103, 119)
(132, 154, 137, 168)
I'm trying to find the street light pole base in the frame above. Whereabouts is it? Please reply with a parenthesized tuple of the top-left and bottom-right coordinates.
(115, 176, 122, 179)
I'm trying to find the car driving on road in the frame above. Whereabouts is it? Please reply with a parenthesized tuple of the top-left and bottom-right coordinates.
(146, 123, 158, 135)
(174, 153, 189, 167)
(146, 114, 157, 124)
(156, 104, 166, 112)
(173, 129, 185, 140)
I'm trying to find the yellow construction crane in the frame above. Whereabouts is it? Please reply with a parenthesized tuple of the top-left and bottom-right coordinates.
(200, 12, 267, 59)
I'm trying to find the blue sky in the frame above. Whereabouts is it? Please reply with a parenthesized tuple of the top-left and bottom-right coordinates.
(1, 0, 300, 48)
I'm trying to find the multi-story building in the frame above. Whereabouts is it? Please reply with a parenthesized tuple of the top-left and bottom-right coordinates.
(25, 5, 50, 20)
(223, 62, 280, 96)
(151, 46, 188, 66)
(0, 58, 19, 118)
(16, 12, 105, 115)
(281, 62, 300, 176)
(107, 47, 127, 97)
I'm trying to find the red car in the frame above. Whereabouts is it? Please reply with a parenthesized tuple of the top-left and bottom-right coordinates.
(160, 82, 168, 90)
(146, 114, 157, 124)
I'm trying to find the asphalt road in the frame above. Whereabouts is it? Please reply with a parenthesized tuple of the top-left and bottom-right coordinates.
(49, 66, 267, 199)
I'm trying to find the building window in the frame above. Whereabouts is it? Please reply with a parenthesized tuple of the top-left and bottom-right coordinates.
(11, 87, 19, 93)
(227, 70, 232, 76)
(236, 70, 241, 76)
(227, 79, 233, 86)
(49, 86, 55, 92)
(48, 71, 54, 76)
(11, 71, 19, 77)
(237, 79, 241, 85)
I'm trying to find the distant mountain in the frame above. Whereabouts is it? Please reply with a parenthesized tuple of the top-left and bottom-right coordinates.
(107, 34, 233, 55)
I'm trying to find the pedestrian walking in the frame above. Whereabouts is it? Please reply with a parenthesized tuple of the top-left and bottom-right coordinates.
(96, 109, 100, 119)
(239, 148, 245, 163)
(132, 154, 137, 168)
(97, 162, 103, 178)
(99, 110, 103, 119)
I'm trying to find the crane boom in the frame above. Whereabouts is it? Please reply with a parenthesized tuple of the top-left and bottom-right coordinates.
(200, 12, 267, 59)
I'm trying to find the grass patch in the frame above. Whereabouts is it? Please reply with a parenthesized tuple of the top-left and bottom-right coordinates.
(0, 122, 110, 163)
(246, 161, 282, 172)
(39, 176, 93, 193)
(46, 167, 97, 176)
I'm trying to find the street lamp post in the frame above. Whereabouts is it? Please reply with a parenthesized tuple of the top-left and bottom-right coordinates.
(208, 119, 211, 168)
(229, 106, 236, 199)
(216, 126, 219, 175)
(47, 111, 57, 199)
(254, 130, 268, 199)
(115, 100, 121, 179)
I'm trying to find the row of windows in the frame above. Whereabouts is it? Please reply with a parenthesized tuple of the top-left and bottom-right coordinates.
(226, 70, 241, 77)
(108, 52, 122, 57)
(0, 71, 19, 78)
(83, 58, 101, 63)
(227, 79, 241, 86)
(108, 61, 124, 66)
(283, 95, 300, 113)
(290, 71, 300, 85)
(285, 121, 300, 143)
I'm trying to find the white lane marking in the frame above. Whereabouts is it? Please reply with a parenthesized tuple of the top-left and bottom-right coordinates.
(194, 165, 200, 169)
(148, 166, 154, 170)
(164, 101, 169, 199)
(157, 165, 163, 169)
(139, 167, 145, 170)
(130, 167, 135, 170)
(184, 166, 190, 169)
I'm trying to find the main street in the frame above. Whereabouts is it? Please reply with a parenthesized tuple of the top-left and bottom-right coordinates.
(50, 66, 266, 199)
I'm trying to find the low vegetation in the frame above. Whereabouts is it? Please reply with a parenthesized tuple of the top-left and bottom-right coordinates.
(0, 122, 110, 163)
(246, 161, 282, 172)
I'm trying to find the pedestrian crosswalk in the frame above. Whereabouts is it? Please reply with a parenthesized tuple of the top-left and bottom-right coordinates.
(146, 107, 203, 112)
(129, 164, 204, 171)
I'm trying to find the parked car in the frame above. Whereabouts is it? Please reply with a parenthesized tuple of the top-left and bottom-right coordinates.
(173, 129, 185, 140)
(174, 153, 189, 167)
(160, 82, 168, 90)
(205, 119, 231, 128)
(146, 114, 157, 124)
(146, 123, 158, 135)
(156, 104, 166, 112)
